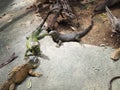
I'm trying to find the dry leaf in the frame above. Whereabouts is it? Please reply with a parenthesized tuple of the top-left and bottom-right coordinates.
(26, 79, 32, 89)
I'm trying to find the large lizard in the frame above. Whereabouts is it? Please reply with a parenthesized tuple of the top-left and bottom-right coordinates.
(25, 10, 52, 59)
(49, 17, 94, 46)
(0, 56, 42, 90)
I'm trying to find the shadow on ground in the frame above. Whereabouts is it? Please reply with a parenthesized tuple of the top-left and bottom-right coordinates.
(0, 0, 14, 14)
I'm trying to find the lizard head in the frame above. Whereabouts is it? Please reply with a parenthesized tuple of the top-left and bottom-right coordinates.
(113, 23, 120, 33)
(49, 30, 59, 37)
(28, 56, 40, 68)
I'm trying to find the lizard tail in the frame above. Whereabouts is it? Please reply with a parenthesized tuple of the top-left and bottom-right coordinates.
(35, 7, 60, 34)
(0, 53, 18, 68)
(105, 6, 116, 23)
(0, 80, 13, 90)
(77, 18, 94, 38)
(36, 10, 52, 33)
(109, 76, 120, 90)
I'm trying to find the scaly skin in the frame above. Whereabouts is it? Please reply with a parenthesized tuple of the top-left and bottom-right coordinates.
(25, 10, 51, 59)
(0, 57, 42, 90)
(105, 6, 120, 33)
(49, 18, 94, 46)
(25, 33, 41, 59)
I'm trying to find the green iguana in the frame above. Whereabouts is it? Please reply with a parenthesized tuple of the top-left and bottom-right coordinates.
(0, 56, 42, 90)
(25, 11, 52, 59)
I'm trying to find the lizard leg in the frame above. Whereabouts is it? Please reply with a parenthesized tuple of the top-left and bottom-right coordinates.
(75, 35, 80, 42)
(56, 40, 62, 48)
(29, 69, 42, 77)
(24, 50, 33, 61)
(24, 49, 30, 58)
(9, 83, 15, 90)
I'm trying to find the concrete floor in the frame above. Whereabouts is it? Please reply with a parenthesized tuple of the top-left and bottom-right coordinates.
(0, 0, 120, 90)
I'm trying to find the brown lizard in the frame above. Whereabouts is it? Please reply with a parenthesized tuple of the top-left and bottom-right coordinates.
(0, 56, 42, 90)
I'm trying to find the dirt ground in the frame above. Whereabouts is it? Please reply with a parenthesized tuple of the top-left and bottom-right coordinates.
(38, 0, 120, 49)
(77, 1, 120, 49)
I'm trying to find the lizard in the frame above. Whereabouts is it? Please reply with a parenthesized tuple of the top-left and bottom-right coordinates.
(104, 7, 120, 61)
(94, 0, 120, 13)
(49, 17, 94, 46)
(24, 10, 52, 59)
(105, 6, 120, 33)
(0, 56, 42, 90)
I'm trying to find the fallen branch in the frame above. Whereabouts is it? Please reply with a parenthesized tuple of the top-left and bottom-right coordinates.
(0, 53, 18, 68)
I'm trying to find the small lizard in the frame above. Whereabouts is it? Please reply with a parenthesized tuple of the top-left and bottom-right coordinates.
(49, 18, 94, 46)
(25, 10, 52, 59)
(0, 56, 42, 90)
(105, 6, 120, 33)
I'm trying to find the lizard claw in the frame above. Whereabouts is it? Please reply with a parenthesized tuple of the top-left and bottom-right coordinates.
(24, 57, 29, 61)
(36, 73, 43, 77)
(56, 44, 60, 48)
